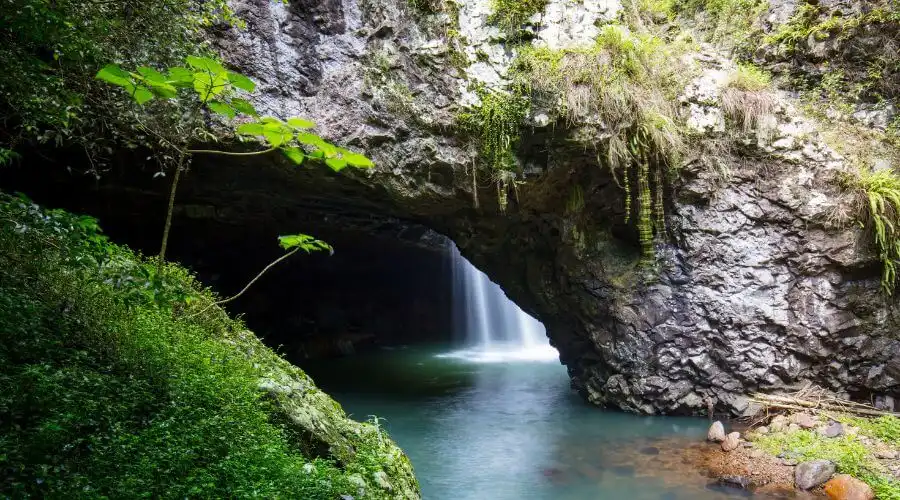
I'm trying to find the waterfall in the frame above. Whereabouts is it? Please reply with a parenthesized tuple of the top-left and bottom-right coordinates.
(445, 245, 557, 362)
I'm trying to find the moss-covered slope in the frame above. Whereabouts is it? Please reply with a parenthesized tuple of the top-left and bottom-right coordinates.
(0, 193, 418, 499)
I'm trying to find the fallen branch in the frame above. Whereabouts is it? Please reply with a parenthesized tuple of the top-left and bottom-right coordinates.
(750, 392, 900, 418)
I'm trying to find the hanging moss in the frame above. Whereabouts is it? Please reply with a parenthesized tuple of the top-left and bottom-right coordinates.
(457, 89, 530, 172)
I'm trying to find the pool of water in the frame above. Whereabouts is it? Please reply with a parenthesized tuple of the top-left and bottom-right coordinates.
(301, 345, 759, 500)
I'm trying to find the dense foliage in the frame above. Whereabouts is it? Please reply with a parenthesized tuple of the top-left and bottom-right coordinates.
(0, 0, 240, 168)
(757, 425, 900, 499)
(0, 194, 411, 498)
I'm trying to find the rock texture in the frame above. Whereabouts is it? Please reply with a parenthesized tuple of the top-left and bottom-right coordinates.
(823, 474, 875, 500)
(795, 460, 836, 490)
(40, 0, 897, 416)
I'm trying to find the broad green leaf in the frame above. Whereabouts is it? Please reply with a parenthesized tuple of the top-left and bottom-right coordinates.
(231, 98, 258, 117)
(325, 157, 348, 172)
(236, 122, 266, 136)
(167, 67, 195, 86)
(296, 132, 324, 147)
(318, 142, 338, 158)
(281, 147, 305, 165)
(278, 233, 333, 253)
(340, 150, 375, 168)
(186, 56, 226, 74)
(259, 116, 284, 124)
(227, 71, 256, 92)
(193, 71, 230, 101)
(287, 117, 316, 129)
(207, 100, 236, 118)
(136, 66, 167, 83)
(132, 86, 155, 105)
(96, 64, 132, 87)
(263, 130, 290, 147)
(308, 150, 325, 159)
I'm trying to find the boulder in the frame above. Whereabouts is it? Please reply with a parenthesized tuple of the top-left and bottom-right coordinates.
(708, 421, 726, 442)
(795, 460, 836, 490)
(721, 432, 741, 452)
(823, 474, 875, 500)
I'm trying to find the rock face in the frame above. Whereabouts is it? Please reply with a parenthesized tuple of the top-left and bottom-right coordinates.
(795, 460, 836, 490)
(80, 0, 900, 416)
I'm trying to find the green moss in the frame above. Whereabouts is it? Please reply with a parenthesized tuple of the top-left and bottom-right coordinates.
(841, 415, 900, 447)
(488, 0, 549, 38)
(0, 194, 418, 498)
(757, 429, 900, 499)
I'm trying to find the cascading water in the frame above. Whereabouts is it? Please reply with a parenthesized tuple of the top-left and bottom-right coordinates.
(443, 244, 558, 362)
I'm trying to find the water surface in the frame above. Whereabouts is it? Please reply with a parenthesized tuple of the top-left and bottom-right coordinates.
(303, 345, 757, 500)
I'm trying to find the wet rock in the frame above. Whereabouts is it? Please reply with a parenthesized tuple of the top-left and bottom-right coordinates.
(716, 475, 753, 489)
(795, 460, 836, 490)
(823, 422, 844, 438)
(708, 421, 727, 442)
(823, 474, 875, 500)
(722, 432, 741, 452)
(640, 446, 661, 455)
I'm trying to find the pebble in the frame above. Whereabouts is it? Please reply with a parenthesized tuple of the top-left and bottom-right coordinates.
(788, 423, 801, 432)
(876, 450, 898, 460)
(756, 426, 769, 435)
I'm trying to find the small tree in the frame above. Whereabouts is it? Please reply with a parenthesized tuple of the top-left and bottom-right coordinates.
(97, 56, 374, 301)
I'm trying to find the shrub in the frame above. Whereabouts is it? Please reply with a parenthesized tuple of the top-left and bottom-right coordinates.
(0, 193, 416, 498)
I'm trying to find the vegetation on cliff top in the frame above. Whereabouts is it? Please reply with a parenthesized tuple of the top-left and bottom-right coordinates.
(0, 193, 418, 498)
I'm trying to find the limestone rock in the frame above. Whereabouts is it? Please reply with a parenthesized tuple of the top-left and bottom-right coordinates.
(823, 474, 875, 500)
(795, 460, 836, 490)
(708, 421, 726, 442)
(721, 432, 741, 452)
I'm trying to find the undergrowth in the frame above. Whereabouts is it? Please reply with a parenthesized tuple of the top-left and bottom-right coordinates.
(840, 415, 900, 447)
(0, 193, 413, 498)
(488, 0, 549, 39)
(756, 430, 900, 499)
(510, 25, 688, 256)
(842, 167, 900, 295)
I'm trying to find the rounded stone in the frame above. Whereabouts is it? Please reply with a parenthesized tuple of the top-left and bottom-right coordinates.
(721, 432, 741, 452)
(795, 459, 836, 490)
(823, 474, 875, 500)
(708, 421, 726, 442)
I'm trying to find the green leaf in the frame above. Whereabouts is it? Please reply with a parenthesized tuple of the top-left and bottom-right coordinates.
(227, 71, 256, 92)
(193, 71, 230, 101)
(231, 98, 258, 117)
(96, 64, 132, 87)
(325, 158, 348, 172)
(207, 100, 236, 118)
(236, 122, 266, 136)
(132, 86, 155, 105)
(339, 149, 375, 168)
(296, 132, 324, 147)
(136, 66, 167, 83)
(167, 67, 195, 86)
(278, 233, 333, 254)
(186, 56, 226, 74)
(281, 147, 305, 165)
(287, 117, 316, 129)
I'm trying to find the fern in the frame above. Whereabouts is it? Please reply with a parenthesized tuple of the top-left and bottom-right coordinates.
(852, 167, 900, 294)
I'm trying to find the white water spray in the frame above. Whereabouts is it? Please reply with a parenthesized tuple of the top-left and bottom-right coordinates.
(441, 245, 557, 362)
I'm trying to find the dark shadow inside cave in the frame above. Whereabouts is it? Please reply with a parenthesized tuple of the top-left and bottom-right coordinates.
(0, 157, 460, 361)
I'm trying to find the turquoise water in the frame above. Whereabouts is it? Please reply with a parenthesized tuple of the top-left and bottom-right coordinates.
(302, 346, 756, 500)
